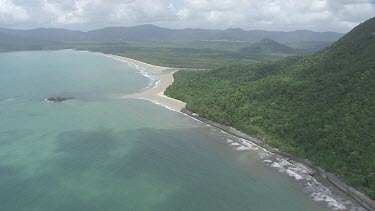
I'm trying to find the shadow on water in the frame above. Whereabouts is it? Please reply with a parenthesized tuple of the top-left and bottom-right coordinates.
(54, 128, 117, 170)
(0, 127, 327, 211)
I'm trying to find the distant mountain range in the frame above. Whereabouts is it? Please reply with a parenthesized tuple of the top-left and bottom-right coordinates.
(0, 24, 343, 44)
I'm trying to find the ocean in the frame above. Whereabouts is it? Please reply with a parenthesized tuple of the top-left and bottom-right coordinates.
(0, 50, 362, 211)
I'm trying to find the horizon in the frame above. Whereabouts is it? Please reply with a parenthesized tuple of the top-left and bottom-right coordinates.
(0, 23, 346, 34)
(0, 0, 374, 33)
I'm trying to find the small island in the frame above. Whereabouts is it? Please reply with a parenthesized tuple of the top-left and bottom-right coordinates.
(45, 96, 74, 103)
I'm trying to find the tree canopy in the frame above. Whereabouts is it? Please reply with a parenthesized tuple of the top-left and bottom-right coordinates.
(166, 17, 375, 198)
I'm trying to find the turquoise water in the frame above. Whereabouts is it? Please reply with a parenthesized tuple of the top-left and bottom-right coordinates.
(0, 50, 356, 210)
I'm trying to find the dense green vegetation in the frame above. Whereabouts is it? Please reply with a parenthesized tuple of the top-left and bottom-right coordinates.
(72, 40, 329, 69)
(72, 41, 260, 69)
(0, 25, 339, 68)
(0, 37, 330, 69)
(241, 39, 297, 54)
(0, 38, 327, 69)
(165, 18, 375, 198)
(285, 41, 333, 52)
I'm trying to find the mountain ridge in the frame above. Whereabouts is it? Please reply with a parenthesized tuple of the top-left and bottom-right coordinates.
(0, 24, 343, 43)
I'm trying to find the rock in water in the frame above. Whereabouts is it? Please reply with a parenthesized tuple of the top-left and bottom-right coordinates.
(46, 97, 74, 103)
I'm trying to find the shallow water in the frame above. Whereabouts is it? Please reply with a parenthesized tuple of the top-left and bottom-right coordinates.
(0, 50, 362, 210)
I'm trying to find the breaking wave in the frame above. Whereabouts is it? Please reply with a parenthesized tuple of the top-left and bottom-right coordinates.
(0, 97, 16, 103)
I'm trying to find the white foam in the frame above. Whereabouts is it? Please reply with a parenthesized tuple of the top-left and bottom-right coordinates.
(144, 99, 180, 112)
(93, 52, 158, 94)
(226, 139, 233, 144)
(276, 158, 292, 167)
(271, 162, 286, 172)
(303, 175, 350, 210)
(288, 166, 309, 175)
(267, 159, 351, 209)
(218, 129, 231, 136)
(235, 146, 250, 151)
(229, 142, 241, 146)
(241, 139, 254, 147)
(271, 162, 281, 168)
(268, 158, 354, 210)
(310, 191, 347, 210)
(238, 139, 258, 150)
(286, 169, 304, 180)
(0, 98, 16, 103)
(258, 152, 271, 159)
(293, 163, 313, 175)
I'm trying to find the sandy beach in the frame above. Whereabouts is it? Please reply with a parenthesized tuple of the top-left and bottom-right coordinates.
(95, 52, 167, 73)
(96, 52, 186, 111)
(126, 70, 187, 111)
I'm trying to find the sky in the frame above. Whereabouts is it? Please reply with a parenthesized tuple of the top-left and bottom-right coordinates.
(0, 0, 374, 32)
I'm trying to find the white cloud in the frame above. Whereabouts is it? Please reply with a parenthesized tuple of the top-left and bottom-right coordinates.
(0, 0, 373, 32)
(172, 0, 375, 31)
(42, 0, 90, 24)
(109, 0, 175, 23)
(176, 8, 190, 20)
(0, 0, 29, 23)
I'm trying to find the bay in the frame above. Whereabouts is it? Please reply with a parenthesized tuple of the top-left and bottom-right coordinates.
(0, 50, 354, 211)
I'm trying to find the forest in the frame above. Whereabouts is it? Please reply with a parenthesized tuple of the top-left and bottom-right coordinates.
(165, 18, 375, 198)
(0, 26, 337, 69)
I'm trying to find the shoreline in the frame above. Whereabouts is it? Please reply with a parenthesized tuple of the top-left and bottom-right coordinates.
(180, 109, 375, 211)
(125, 70, 186, 111)
(91, 52, 187, 111)
(94, 51, 374, 211)
(93, 52, 168, 73)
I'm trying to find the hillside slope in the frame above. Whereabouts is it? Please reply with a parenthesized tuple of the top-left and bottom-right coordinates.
(0, 28, 87, 42)
(241, 39, 297, 54)
(0, 32, 60, 51)
(165, 17, 375, 198)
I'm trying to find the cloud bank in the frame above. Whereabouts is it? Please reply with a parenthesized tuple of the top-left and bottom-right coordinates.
(0, 0, 374, 32)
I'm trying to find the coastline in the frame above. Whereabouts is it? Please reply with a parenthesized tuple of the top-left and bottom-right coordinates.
(180, 108, 375, 211)
(95, 51, 374, 211)
(93, 52, 168, 73)
(125, 70, 186, 111)
(92, 52, 186, 111)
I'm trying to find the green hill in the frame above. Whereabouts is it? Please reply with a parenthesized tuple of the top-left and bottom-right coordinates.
(241, 39, 296, 54)
(165, 17, 375, 198)
(0, 32, 60, 52)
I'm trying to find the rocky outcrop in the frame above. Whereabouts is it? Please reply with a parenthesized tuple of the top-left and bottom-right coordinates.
(45, 96, 74, 103)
